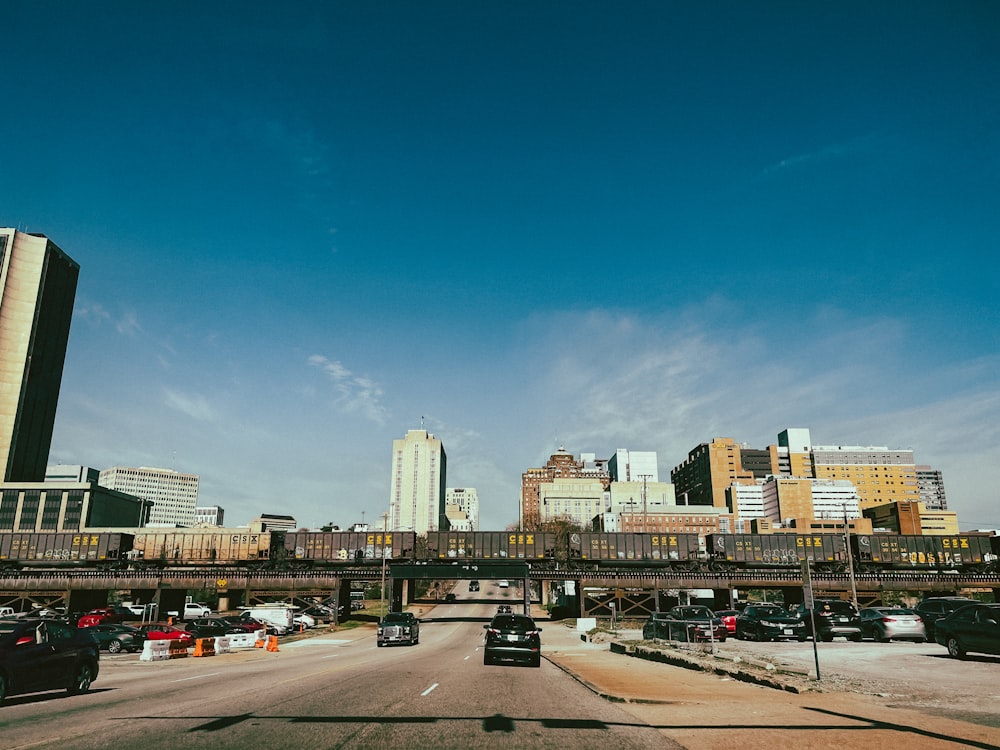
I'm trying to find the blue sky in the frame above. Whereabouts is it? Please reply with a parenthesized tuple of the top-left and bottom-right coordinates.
(3, 1, 998, 530)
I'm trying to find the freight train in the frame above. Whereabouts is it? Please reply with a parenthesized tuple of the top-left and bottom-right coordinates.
(0, 529, 997, 574)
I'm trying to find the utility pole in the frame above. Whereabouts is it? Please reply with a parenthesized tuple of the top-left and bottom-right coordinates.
(843, 504, 859, 611)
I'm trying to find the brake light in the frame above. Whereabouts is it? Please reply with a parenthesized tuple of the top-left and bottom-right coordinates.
(16, 635, 34, 646)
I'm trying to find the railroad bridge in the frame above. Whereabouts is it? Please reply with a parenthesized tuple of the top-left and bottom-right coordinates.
(1, 565, 998, 620)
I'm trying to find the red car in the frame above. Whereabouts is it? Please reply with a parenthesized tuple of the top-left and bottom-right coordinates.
(138, 623, 196, 646)
(77, 607, 125, 628)
(715, 609, 739, 635)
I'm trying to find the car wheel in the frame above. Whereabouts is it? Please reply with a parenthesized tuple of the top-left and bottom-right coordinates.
(68, 663, 94, 694)
(796, 635, 807, 642)
(377, 641, 384, 648)
(850, 634, 862, 642)
(531, 654, 541, 668)
(0, 671, 7, 704)
(877, 633, 891, 643)
(947, 637, 966, 659)
(718, 634, 726, 643)
(821, 634, 834, 642)
(483, 653, 493, 666)
(107, 639, 123, 654)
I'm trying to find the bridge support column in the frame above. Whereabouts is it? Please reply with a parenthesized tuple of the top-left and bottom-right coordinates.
(390, 577, 405, 611)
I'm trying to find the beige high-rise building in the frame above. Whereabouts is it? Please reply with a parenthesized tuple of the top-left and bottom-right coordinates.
(389, 429, 447, 535)
(99, 466, 199, 527)
(0, 230, 79, 482)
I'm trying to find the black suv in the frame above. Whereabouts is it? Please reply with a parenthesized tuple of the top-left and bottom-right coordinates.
(791, 599, 862, 641)
(483, 614, 542, 667)
(0, 618, 100, 704)
(914, 597, 977, 640)
(736, 603, 807, 642)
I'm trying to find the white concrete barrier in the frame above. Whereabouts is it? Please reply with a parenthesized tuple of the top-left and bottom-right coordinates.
(140, 640, 170, 662)
(214, 636, 232, 654)
(226, 630, 264, 649)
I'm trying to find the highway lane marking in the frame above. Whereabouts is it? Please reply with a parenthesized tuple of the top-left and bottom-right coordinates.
(421, 683, 439, 696)
(322, 653, 340, 659)
(284, 639, 353, 647)
(173, 672, 222, 682)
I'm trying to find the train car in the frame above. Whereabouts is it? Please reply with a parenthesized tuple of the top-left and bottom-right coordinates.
(570, 532, 701, 565)
(851, 533, 996, 572)
(0, 532, 134, 568)
(706, 533, 847, 571)
(285, 531, 416, 564)
(129, 529, 274, 565)
(424, 531, 553, 559)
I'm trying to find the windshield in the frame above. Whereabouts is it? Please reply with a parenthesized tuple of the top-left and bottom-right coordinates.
(383, 613, 412, 623)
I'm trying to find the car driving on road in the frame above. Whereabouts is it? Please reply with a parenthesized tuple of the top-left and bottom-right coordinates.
(377, 612, 419, 646)
(483, 613, 542, 667)
(0, 618, 100, 704)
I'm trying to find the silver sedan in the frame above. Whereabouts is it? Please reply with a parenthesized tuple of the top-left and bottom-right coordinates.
(859, 607, 927, 642)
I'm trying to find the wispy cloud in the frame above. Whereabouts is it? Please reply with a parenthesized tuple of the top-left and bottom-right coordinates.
(163, 388, 217, 422)
(760, 132, 882, 178)
(308, 355, 388, 425)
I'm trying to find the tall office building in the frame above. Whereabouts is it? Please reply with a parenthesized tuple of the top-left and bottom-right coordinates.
(520, 448, 612, 530)
(99, 466, 199, 527)
(607, 448, 659, 483)
(389, 429, 447, 535)
(916, 465, 948, 511)
(0, 230, 79, 482)
(445, 487, 479, 530)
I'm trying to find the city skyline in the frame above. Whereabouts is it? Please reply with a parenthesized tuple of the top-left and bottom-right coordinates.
(3, 3, 997, 530)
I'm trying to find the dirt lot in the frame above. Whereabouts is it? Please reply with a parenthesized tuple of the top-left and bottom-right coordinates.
(546, 626, 1000, 749)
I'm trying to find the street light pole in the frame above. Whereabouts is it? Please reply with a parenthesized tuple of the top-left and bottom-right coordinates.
(843, 504, 859, 611)
(380, 511, 389, 616)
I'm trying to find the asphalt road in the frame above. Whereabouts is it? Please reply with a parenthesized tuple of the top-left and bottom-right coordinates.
(1, 592, 674, 750)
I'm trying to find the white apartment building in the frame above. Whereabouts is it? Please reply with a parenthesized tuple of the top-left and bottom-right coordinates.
(607, 480, 675, 514)
(195, 505, 225, 526)
(445, 487, 478, 530)
(389, 429, 447, 535)
(99, 466, 199, 527)
(608, 449, 659, 483)
(538, 477, 605, 527)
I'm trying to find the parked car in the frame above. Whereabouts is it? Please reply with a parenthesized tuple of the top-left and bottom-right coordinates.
(714, 609, 739, 635)
(0, 618, 100, 704)
(791, 599, 862, 641)
(496, 604, 513, 614)
(87, 623, 147, 653)
(138, 623, 195, 647)
(483, 613, 542, 667)
(349, 601, 366, 611)
(735, 603, 807, 642)
(668, 605, 728, 642)
(222, 616, 274, 636)
(914, 597, 977, 640)
(236, 611, 287, 635)
(859, 607, 927, 642)
(468, 581, 480, 592)
(292, 612, 316, 629)
(184, 618, 244, 638)
(377, 612, 419, 647)
(934, 603, 1000, 659)
(77, 607, 125, 628)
